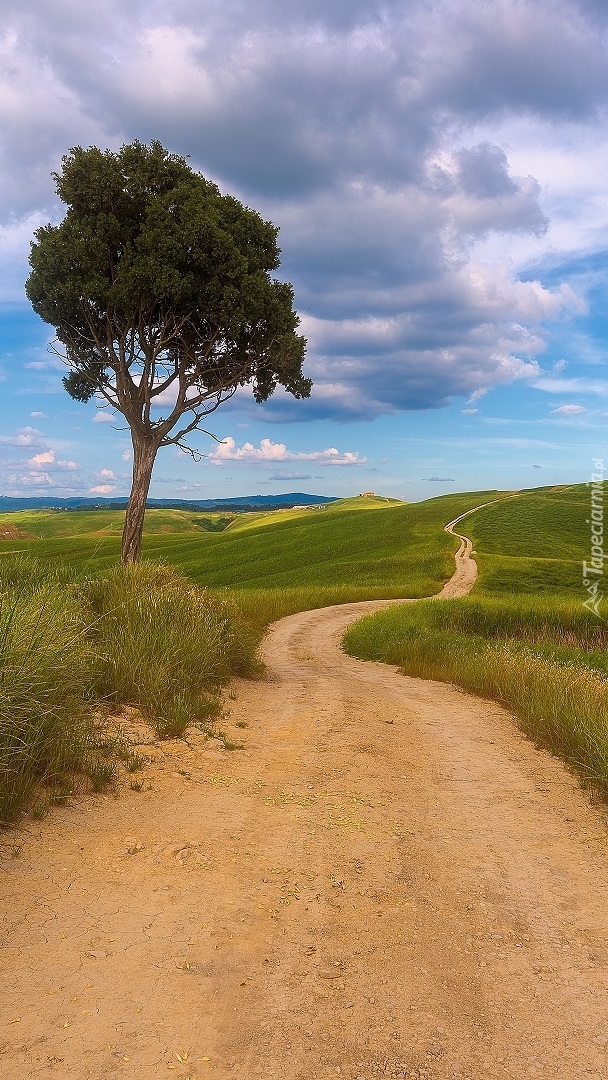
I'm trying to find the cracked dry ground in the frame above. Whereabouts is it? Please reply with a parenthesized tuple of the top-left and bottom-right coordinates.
(2, 599, 608, 1080)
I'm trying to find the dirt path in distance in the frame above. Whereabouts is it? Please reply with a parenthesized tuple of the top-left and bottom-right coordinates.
(2, 510, 608, 1079)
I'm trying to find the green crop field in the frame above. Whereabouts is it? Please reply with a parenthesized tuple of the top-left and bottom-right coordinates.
(0, 491, 505, 604)
(464, 484, 586, 597)
(0, 507, 236, 540)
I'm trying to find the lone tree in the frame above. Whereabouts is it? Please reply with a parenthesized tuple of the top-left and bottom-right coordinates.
(26, 141, 310, 562)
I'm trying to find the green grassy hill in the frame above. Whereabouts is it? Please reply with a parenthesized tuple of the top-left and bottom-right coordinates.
(344, 481, 608, 798)
(0, 508, 236, 539)
(464, 484, 586, 596)
(0, 491, 504, 597)
(3, 480, 603, 822)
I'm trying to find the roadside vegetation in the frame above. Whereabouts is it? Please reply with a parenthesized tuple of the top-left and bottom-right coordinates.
(0, 491, 502, 824)
(85, 563, 259, 738)
(344, 484, 608, 797)
(3, 483, 597, 824)
(0, 556, 257, 825)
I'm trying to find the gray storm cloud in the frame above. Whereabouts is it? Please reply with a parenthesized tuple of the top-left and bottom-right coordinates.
(1, 0, 605, 415)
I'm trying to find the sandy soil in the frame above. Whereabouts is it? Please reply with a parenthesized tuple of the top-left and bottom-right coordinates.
(2, 513, 608, 1079)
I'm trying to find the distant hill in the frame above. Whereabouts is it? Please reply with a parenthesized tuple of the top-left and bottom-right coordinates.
(0, 493, 339, 513)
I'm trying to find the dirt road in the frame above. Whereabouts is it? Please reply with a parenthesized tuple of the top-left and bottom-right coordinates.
(2, 522, 608, 1079)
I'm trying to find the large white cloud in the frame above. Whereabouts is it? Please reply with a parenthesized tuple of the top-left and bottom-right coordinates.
(2, 0, 607, 417)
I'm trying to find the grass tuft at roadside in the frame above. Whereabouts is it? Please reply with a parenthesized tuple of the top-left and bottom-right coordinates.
(0, 562, 259, 825)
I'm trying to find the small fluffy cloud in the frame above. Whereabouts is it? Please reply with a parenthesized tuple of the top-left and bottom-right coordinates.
(25, 358, 65, 371)
(92, 412, 118, 424)
(28, 449, 54, 465)
(96, 468, 115, 479)
(209, 437, 366, 466)
(9, 471, 54, 487)
(5, 470, 77, 491)
(550, 403, 587, 414)
(27, 448, 78, 470)
(89, 484, 116, 494)
(0, 427, 44, 447)
(535, 377, 608, 396)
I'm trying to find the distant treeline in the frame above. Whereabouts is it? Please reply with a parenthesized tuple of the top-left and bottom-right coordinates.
(0, 493, 338, 514)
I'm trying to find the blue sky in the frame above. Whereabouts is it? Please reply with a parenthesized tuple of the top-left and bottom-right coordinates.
(2, 0, 608, 503)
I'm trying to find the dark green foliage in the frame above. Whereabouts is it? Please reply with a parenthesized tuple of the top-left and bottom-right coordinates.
(25, 140, 309, 561)
(26, 140, 309, 414)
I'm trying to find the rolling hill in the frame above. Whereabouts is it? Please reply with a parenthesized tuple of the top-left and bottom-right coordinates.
(0, 492, 505, 599)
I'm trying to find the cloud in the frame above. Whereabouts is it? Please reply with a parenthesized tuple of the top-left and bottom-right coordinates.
(422, 476, 455, 482)
(96, 468, 115, 479)
(92, 412, 118, 424)
(1, 0, 605, 420)
(535, 376, 608, 396)
(29, 411, 47, 418)
(208, 437, 366, 466)
(25, 358, 64, 370)
(9, 471, 54, 487)
(0, 426, 44, 447)
(266, 471, 312, 481)
(28, 449, 54, 465)
(89, 484, 116, 494)
(550, 403, 587, 414)
(27, 447, 78, 470)
(4, 470, 78, 491)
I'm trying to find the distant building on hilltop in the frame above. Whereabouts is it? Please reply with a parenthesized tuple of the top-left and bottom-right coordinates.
(358, 491, 375, 497)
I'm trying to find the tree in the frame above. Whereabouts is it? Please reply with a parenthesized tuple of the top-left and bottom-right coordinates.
(26, 140, 310, 563)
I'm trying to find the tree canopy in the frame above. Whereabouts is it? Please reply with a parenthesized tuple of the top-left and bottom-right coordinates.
(26, 140, 310, 561)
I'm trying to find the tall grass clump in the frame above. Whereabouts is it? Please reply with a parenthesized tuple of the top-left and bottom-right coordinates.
(84, 563, 259, 738)
(344, 597, 608, 797)
(0, 583, 110, 826)
(0, 553, 80, 591)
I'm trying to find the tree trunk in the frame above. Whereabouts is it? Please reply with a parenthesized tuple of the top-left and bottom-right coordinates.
(121, 436, 158, 564)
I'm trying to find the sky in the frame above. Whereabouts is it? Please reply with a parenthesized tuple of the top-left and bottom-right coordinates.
(2, 0, 608, 503)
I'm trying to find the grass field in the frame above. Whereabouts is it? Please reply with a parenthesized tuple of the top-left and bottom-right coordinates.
(1, 488, 510, 824)
(465, 484, 585, 597)
(0, 507, 236, 540)
(345, 482, 608, 797)
(0, 491, 504, 596)
(4, 481, 604, 821)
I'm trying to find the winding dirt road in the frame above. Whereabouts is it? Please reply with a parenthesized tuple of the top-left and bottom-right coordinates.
(2, 515, 608, 1079)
